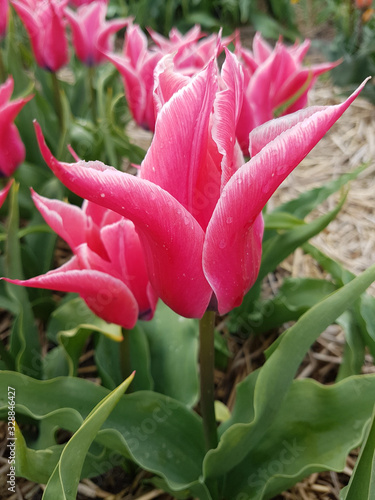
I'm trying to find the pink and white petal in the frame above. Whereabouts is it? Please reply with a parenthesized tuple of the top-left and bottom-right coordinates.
(0, 179, 13, 207)
(205, 80, 368, 314)
(252, 32, 273, 63)
(249, 78, 369, 157)
(0, 124, 26, 176)
(100, 219, 153, 316)
(5, 268, 139, 329)
(31, 190, 86, 250)
(0, 77, 14, 106)
(96, 17, 130, 53)
(35, 122, 212, 318)
(153, 54, 191, 113)
(0, 95, 33, 130)
(203, 209, 263, 314)
(212, 49, 244, 188)
(64, 8, 89, 63)
(288, 38, 311, 63)
(105, 52, 148, 126)
(124, 21, 148, 67)
(274, 60, 341, 111)
(141, 59, 218, 216)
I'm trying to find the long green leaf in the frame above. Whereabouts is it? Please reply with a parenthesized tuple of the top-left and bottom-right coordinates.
(272, 164, 367, 219)
(204, 263, 375, 480)
(140, 301, 199, 407)
(42, 372, 134, 500)
(341, 406, 375, 500)
(0, 372, 206, 492)
(221, 376, 375, 500)
(5, 183, 42, 378)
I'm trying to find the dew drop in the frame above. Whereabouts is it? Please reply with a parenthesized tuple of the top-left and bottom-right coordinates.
(183, 216, 190, 226)
(236, 177, 243, 185)
(226, 217, 233, 224)
(100, 193, 105, 198)
(219, 239, 226, 249)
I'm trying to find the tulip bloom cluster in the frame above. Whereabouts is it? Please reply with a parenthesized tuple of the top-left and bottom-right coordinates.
(235, 33, 340, 153)
(30, 51, 366, 319)
(5, 191, 157, 328)
(64, 0, 129, 66)
(10, 0, 128, 70)
(105, 23, 229, 131)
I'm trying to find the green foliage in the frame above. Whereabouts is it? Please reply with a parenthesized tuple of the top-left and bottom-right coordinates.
(341, 406, 375, 500)
(114, 0, 299, 37)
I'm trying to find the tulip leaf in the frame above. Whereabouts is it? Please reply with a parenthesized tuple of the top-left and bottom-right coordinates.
(264, 211, 305, 230)
(94, 324, 153, 391)
(204, 263, 375, 480)
(140, 301, 199, 407)
(15, 423, 64, 484)
(4, 183, 42, 378)
(238, 277, 337, 335)
(0, 372, 206, 493)
(259, 191, 346, 283)
(15, 425, 128, 486)
(41, 372, 134, 500)
(272, 164, 367, 219)
(304, 243, 375, 360)
(221, 376, 375, 500)
(341, 406, 375, 500)
(47, 295, 123, 342)
(336, 311, 366, 381)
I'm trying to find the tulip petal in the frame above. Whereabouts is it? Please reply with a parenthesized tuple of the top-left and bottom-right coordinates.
(31, 190, 86, 251)
(101, 219, 157, 317)
(5, 265, 139, 329)
(153, 54, 190, 113)
(249, 79, 369, 157)
(212, 49, 244, 188)
(35, 122, 212, 318)
(141, 59, 219, 222)
(0, 77, 14, 105)
(0, 179, 13, 207)
(204, 80, 367, 314)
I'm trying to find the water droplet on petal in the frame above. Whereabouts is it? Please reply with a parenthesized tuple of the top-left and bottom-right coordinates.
(184, 216, 190, 226)
(236, 177, 243, 185)
(226, 217, 233, 224)
(100, 193, 105, 198)
(219, 239, 227, 249)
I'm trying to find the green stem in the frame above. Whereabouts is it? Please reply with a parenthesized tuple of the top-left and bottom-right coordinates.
(0, 47, 6, 82)
(199, 310, 218, 451)
(119, 328, 132, 381)
(51, 71, 63, 130)
(88, 66, 97, 125)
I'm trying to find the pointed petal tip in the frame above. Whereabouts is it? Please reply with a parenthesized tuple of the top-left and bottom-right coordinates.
(33, 120, 59, 172)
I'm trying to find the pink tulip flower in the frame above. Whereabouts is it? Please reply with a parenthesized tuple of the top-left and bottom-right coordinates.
(0, 76, 33, 176)
(33, 52, 367, 319)
(105, 22, 228, 131)
(0, 0, 9, 38)
(11, 0, 69, 71)
(5, 191, 158, 328)
(64, 1, 129, 66)
(235, 32, 340, 154)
